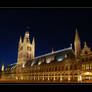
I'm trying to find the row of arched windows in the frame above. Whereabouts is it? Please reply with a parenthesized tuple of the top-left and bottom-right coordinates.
(28, 64, 77, 73)
(19, 53, 31, 59)
(82, 64, 92, 70)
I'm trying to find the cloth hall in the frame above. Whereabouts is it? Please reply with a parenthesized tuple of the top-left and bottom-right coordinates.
(1, 28, 92, 82)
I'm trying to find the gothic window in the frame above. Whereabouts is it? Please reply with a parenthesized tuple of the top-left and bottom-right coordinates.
(85, 51, 88, 54)
(62, 66, 64, 70)
(74, 65, 77, 70)
(38, 61, 41, 65)
(86, 58, 88, 62)
(82, 59, 84, 62)
(55, 66, 57, 71)
(46, 57, 51, 63)
(64, 54, 67, 58)
(20, 46, 23, 51)
(86, 64, 89, 70)
(82, 65, 85, 70)
(27, 53, 29, 58)
(27, 46, 31, 51)
(70, 65, 72, 70)
(66, 66, 68, 70)
(19, 53, 22, 58)
(56, 56, 64, 62)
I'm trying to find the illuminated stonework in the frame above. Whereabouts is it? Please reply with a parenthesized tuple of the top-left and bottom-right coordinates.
(1, 28, 92, 83)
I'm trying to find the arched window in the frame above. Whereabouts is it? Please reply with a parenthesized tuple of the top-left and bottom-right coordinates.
(66, 66, 68, 70)
(70, 65, 72, 70)
(27, 46, 31, 51)
(86, 58, 88, 62)
(62, 66, 64, 70)
(27, 53, 29, 58)
(55, 67, 57, 71)
(20, 46, 23, 51)
(85, 51, 88, 54)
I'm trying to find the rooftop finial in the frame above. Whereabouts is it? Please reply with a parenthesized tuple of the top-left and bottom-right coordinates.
(75, 28, 80, 41)
(70, 43, 72, 47)
(84, 41, 87, 48)
(52, 48, 54, 54)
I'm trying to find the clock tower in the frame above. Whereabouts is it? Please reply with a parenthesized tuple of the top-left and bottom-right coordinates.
(17, 30, 35, 66)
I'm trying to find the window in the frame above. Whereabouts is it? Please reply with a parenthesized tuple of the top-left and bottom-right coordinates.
(46, 57, 51, 63)
(86, 64, 90, 70)
(31, 61, 35, 66)
(27, 53, 29, 58)
(55, 67, 57, 71)
(64, 54, 67, 58)
(20, 46, 23, 51)
(56, 56, 64, 62)
(38, 61, 41, 65)
(85, 51, 88, 54)
(82, 65, 85, 70)
(27, 46, 31, 51)
(66, 66, 68, 70)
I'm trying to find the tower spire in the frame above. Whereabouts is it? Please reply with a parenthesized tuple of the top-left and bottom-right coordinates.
(74, 28, 81, 58)
(32, 37, 35, 58)
(84, 41, 87, 48)
(75, 28, 80, 41)
(19, 36, 22, 43)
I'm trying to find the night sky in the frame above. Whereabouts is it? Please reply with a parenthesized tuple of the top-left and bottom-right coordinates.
(0, 8, 92, 67)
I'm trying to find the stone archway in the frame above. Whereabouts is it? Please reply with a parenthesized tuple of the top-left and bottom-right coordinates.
(81, 72, 92, 81)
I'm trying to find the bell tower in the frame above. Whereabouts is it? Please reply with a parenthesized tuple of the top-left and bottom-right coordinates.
(17, 28, 35, 66)
(74, 28, 81, 58)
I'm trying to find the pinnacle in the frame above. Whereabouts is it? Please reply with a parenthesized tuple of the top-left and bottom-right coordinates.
(75, 28, 80, 41)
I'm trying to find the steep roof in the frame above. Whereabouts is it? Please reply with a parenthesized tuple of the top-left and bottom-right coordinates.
(26, 47, 75, 66)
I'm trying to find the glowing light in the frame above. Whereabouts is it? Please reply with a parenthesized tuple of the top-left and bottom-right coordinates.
(57, 57, 63, 62)
(31, 61, 35, 66)
(22, 64, 25, 68)
(68, 76, 70, 81)
(2, 64, 4, 72)
(46, 58, 51, 63)
(86, 72, 90, 75)
(64, 54, 67, 58)
(38, 61, 41, 65)
(78, 75, 82, 81)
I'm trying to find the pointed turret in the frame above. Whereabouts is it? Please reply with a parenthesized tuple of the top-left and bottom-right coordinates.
(23, 31, 30, 43)
(1, 63, 4, 72)
(74, 28, 81, 58)
(19, 36, 22, 43)
(32, 37, 35, 45)
(52, 48, 54, 54)
(75, 28, 80, 41)
(84, 41, 87, 48)
(32, 37, 35, 58)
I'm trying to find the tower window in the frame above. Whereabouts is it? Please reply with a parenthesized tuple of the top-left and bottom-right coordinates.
(27, 46, 31, 51)
(20, 46, 23, 51)
(85, 51, 88, 54)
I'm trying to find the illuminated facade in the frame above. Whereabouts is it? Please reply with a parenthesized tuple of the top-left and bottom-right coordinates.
(1, 28, 92, 83)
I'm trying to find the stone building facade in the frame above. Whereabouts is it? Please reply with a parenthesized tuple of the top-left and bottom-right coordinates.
(1, 28, 92, 83)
